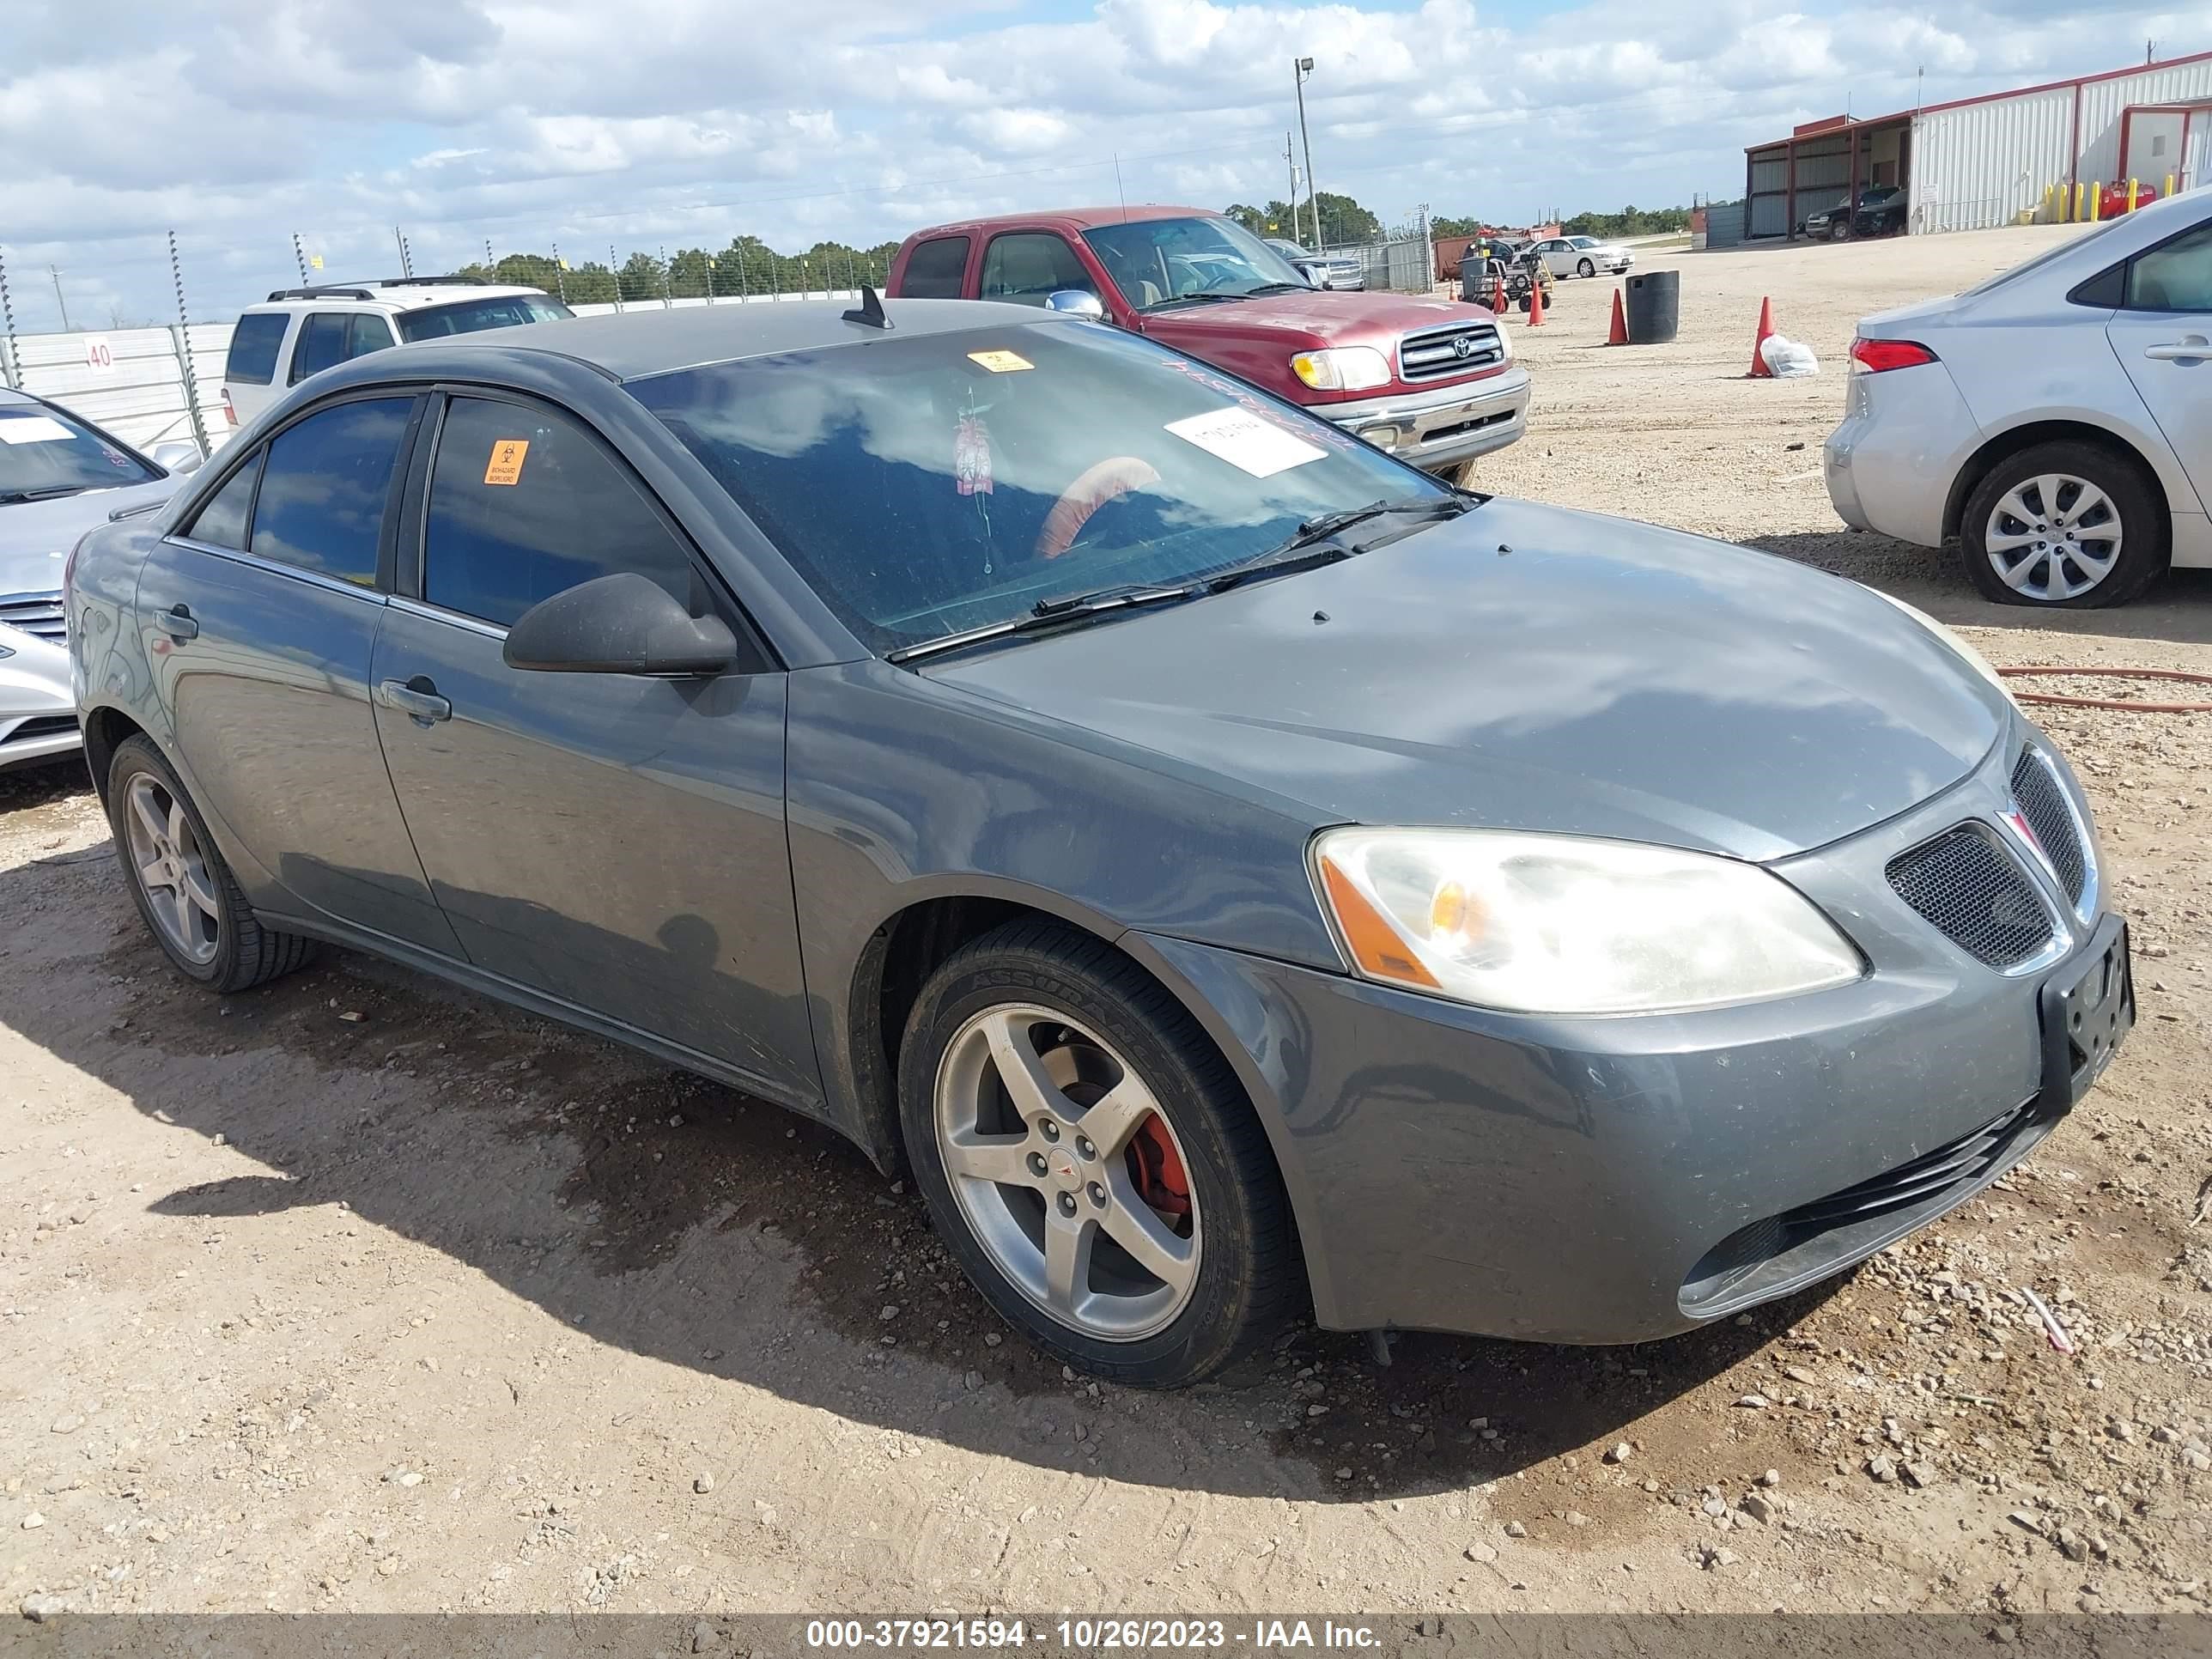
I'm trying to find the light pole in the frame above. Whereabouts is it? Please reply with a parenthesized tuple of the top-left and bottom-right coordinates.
(1293, 57, 1319, 249)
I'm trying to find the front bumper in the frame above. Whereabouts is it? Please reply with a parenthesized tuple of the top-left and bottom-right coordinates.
(1130, 731, 2127, 1344)
(1324, 364, 1532, 471)
(0, 623, 80, 770)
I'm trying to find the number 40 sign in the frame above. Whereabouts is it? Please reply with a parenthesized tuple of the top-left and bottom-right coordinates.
(83, 337, 116, 374)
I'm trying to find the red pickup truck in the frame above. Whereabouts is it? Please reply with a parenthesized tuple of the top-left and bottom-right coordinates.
(886, 206, 1531, 479)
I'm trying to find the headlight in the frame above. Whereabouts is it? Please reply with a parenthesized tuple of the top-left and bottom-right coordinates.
(1290, 346, 1392, 392)
(1863, 586, 2016, 708)
(1312, 828, 1863, 1015)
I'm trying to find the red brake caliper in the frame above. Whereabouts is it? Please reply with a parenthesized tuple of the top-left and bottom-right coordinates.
(1128, 1115, 1191, 1218)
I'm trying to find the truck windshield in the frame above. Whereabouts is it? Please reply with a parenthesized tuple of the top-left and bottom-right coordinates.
(1081, 217, 1313, 312)
(629, 319, 1448, 653)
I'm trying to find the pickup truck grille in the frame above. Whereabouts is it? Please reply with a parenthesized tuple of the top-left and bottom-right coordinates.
(1399, 320, 1504, 384)
(0, 590, 66, 645)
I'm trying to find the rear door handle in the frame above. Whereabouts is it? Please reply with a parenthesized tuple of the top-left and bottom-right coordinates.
(153, 605, 198, 641)
(375, 677, 452, 724)
(2143, 337, 2209, 362)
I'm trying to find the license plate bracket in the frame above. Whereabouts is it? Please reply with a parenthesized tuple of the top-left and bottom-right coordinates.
(2039, 915, 2133, 1112)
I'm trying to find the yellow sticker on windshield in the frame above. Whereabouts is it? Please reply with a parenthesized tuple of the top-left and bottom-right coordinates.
(966, 349, 1033, 374)
(483, 439, 529, 486)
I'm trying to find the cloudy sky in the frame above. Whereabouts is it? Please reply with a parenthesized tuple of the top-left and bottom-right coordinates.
(1, 0, 2203, 328)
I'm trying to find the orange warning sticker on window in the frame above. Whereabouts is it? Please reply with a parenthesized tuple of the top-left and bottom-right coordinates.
(483, 439, 530, 486)
(965, 349, 1033, 374)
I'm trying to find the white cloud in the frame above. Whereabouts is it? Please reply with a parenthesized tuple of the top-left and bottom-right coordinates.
(0, 0, 2203, 325)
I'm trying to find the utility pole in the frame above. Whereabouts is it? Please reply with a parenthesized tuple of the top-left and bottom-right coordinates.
(1294, 57, 1319, 249)
(49, 266, 72, 331)
(1285, 132, 1300, 239)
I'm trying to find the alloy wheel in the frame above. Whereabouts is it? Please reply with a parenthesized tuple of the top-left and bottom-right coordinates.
(932, 1003, 1200, 1341)
(1577, 258, 1595, 278)
(1984, 473, 2124, 602)
(123, 773, 221, 965)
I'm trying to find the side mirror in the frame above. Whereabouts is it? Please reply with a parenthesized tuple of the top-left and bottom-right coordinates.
(1044, 289, 1106, 320)
(502, 572, 738, 677)
(149, 440, 204, 474)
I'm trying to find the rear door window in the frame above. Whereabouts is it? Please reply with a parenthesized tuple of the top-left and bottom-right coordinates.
(979, 233, 1094, 306)
(899, 236, 971, 298)
(349, 313, 397, 356)
(224, 313, 290, 386)
(289, 313, 351, 384)
(417, 396, 700, 628)
(249, 398, 413, 586)
(2124, 222, 2212, 312)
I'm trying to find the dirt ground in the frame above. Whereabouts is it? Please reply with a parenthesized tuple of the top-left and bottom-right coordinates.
(3, 225, 2208, 1625)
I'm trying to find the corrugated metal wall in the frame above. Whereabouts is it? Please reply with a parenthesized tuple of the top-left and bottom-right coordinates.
(1705, 201, 1747, 247)
(2078, 58, 2212, 185)
(1748, 145, 1790, 237)
(0, 325, 229, 453)
(1911, 85, 2075, 233)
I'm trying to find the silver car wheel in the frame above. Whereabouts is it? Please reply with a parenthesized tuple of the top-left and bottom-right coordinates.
(1984, 473, 2123, 602)
(123, 774, 221, 965)
(1577, 258, 1595, 278)
(932, 1003, 1201, 1341)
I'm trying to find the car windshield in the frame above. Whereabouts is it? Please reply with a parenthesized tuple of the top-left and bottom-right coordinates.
(0, 403, 161, 500)
(1570, 237, 1600, 248)
(1959, 215, 2133, 297)
(1080, 217, 1312, 312)
(630, 320, 1451, 653)
(397, 293, 573, 342)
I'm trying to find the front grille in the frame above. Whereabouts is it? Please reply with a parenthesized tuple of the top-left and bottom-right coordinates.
(1398, 320, 1505, 383)
(1886, 825, 2054, 969)
(3, 714, 77, 744)
(2010, 748, 2087, 902)
(0, 590, 65, 645)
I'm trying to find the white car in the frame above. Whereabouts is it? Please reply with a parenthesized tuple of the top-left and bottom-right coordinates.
(220, 280, 571, 430)
(1826, 188, 2211, 607)
(1532, 235, 1632, 278)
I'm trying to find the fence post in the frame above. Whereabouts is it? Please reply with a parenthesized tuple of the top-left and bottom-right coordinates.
(167, 230, 210, 457)
(0, 243, 17, 389)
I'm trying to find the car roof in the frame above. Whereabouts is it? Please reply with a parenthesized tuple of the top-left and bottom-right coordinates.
(356, 296, 1052, 383)
(905, 205, 1219, 240)
(0, 386, 40, 408)
(243, 283, 550, 314)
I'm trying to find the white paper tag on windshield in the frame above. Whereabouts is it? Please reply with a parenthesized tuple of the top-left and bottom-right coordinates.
(0, 416, 74, 445)
(1165, 408, 1326, 477)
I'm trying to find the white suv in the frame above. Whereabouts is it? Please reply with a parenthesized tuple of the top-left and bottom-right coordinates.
(220, 280, 572, 430)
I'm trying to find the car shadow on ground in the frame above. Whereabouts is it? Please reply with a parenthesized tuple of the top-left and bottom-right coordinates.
(1742, 528, 2212, 645)
(4, 780, 1850, 1506)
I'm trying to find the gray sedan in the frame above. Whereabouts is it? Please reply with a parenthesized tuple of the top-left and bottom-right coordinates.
(3, 388, 198, 769)
(66, 298, 2132, 1385)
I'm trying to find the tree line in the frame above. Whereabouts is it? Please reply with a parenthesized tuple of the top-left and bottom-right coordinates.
(451, 238, 904, 304)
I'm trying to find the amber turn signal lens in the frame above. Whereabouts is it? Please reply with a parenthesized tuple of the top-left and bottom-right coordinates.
(1320, 859, 1440, 988)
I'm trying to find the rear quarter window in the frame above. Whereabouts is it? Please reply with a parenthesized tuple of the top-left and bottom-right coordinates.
(224, 313, 291, 386)
(897, 236, 971, 299)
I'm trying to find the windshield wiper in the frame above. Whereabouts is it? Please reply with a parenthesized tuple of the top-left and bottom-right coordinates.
(0, 485, 94, 505)
(888, 583, 1196, 665)
(1204, 495, 1474, 593)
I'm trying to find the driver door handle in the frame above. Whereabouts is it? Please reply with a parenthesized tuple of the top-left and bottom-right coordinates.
(2143, 337, 2209, 362)
(375, 677, 452, 725)
(153, 605, 198, 641)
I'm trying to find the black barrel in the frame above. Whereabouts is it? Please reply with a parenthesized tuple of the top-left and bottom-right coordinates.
(1623, 270, 1680, 343)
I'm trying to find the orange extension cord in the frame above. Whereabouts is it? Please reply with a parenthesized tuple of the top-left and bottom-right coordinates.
(1996, 665, 2212, 714)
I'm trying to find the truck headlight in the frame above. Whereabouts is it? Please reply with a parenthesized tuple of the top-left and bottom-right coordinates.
(1312, 828, 1863, 1015)
(1291, 347, 1392, 392)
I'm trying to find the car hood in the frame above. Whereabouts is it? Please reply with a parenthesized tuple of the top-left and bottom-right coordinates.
(931, 501, 2008, 862)
(1, 478, 176, 594)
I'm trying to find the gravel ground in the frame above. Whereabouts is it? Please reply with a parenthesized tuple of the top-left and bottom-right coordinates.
(3, 225, 2208, 1624)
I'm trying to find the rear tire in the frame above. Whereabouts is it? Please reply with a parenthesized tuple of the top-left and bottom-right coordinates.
(898, 920, 1298, 1387)
(1959, 440, 2167, 609)
(106, 734, 316, 993)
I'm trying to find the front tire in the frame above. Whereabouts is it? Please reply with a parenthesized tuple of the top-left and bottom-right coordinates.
(106, 734, 315, 992)
(1831, 220, 1851, 242)
(898, 921, 1297, 1386)
(1959, 441, 2167, 608)
(1577, 258, 1595, 278)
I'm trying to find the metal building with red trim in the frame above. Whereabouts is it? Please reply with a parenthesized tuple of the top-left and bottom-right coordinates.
(1742, 51, 2212, 241)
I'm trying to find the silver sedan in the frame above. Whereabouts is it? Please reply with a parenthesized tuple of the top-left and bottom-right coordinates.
(1825, 188, 2210, 606)
(1533, 235, 1633, 277)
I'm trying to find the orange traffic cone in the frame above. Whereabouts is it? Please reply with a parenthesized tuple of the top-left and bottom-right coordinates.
(1747, 296, 1777, 378)
(1526, 279, 1545, 327)
(1491, 273, 1506, 313)
(1606, 288, 1629, 345)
